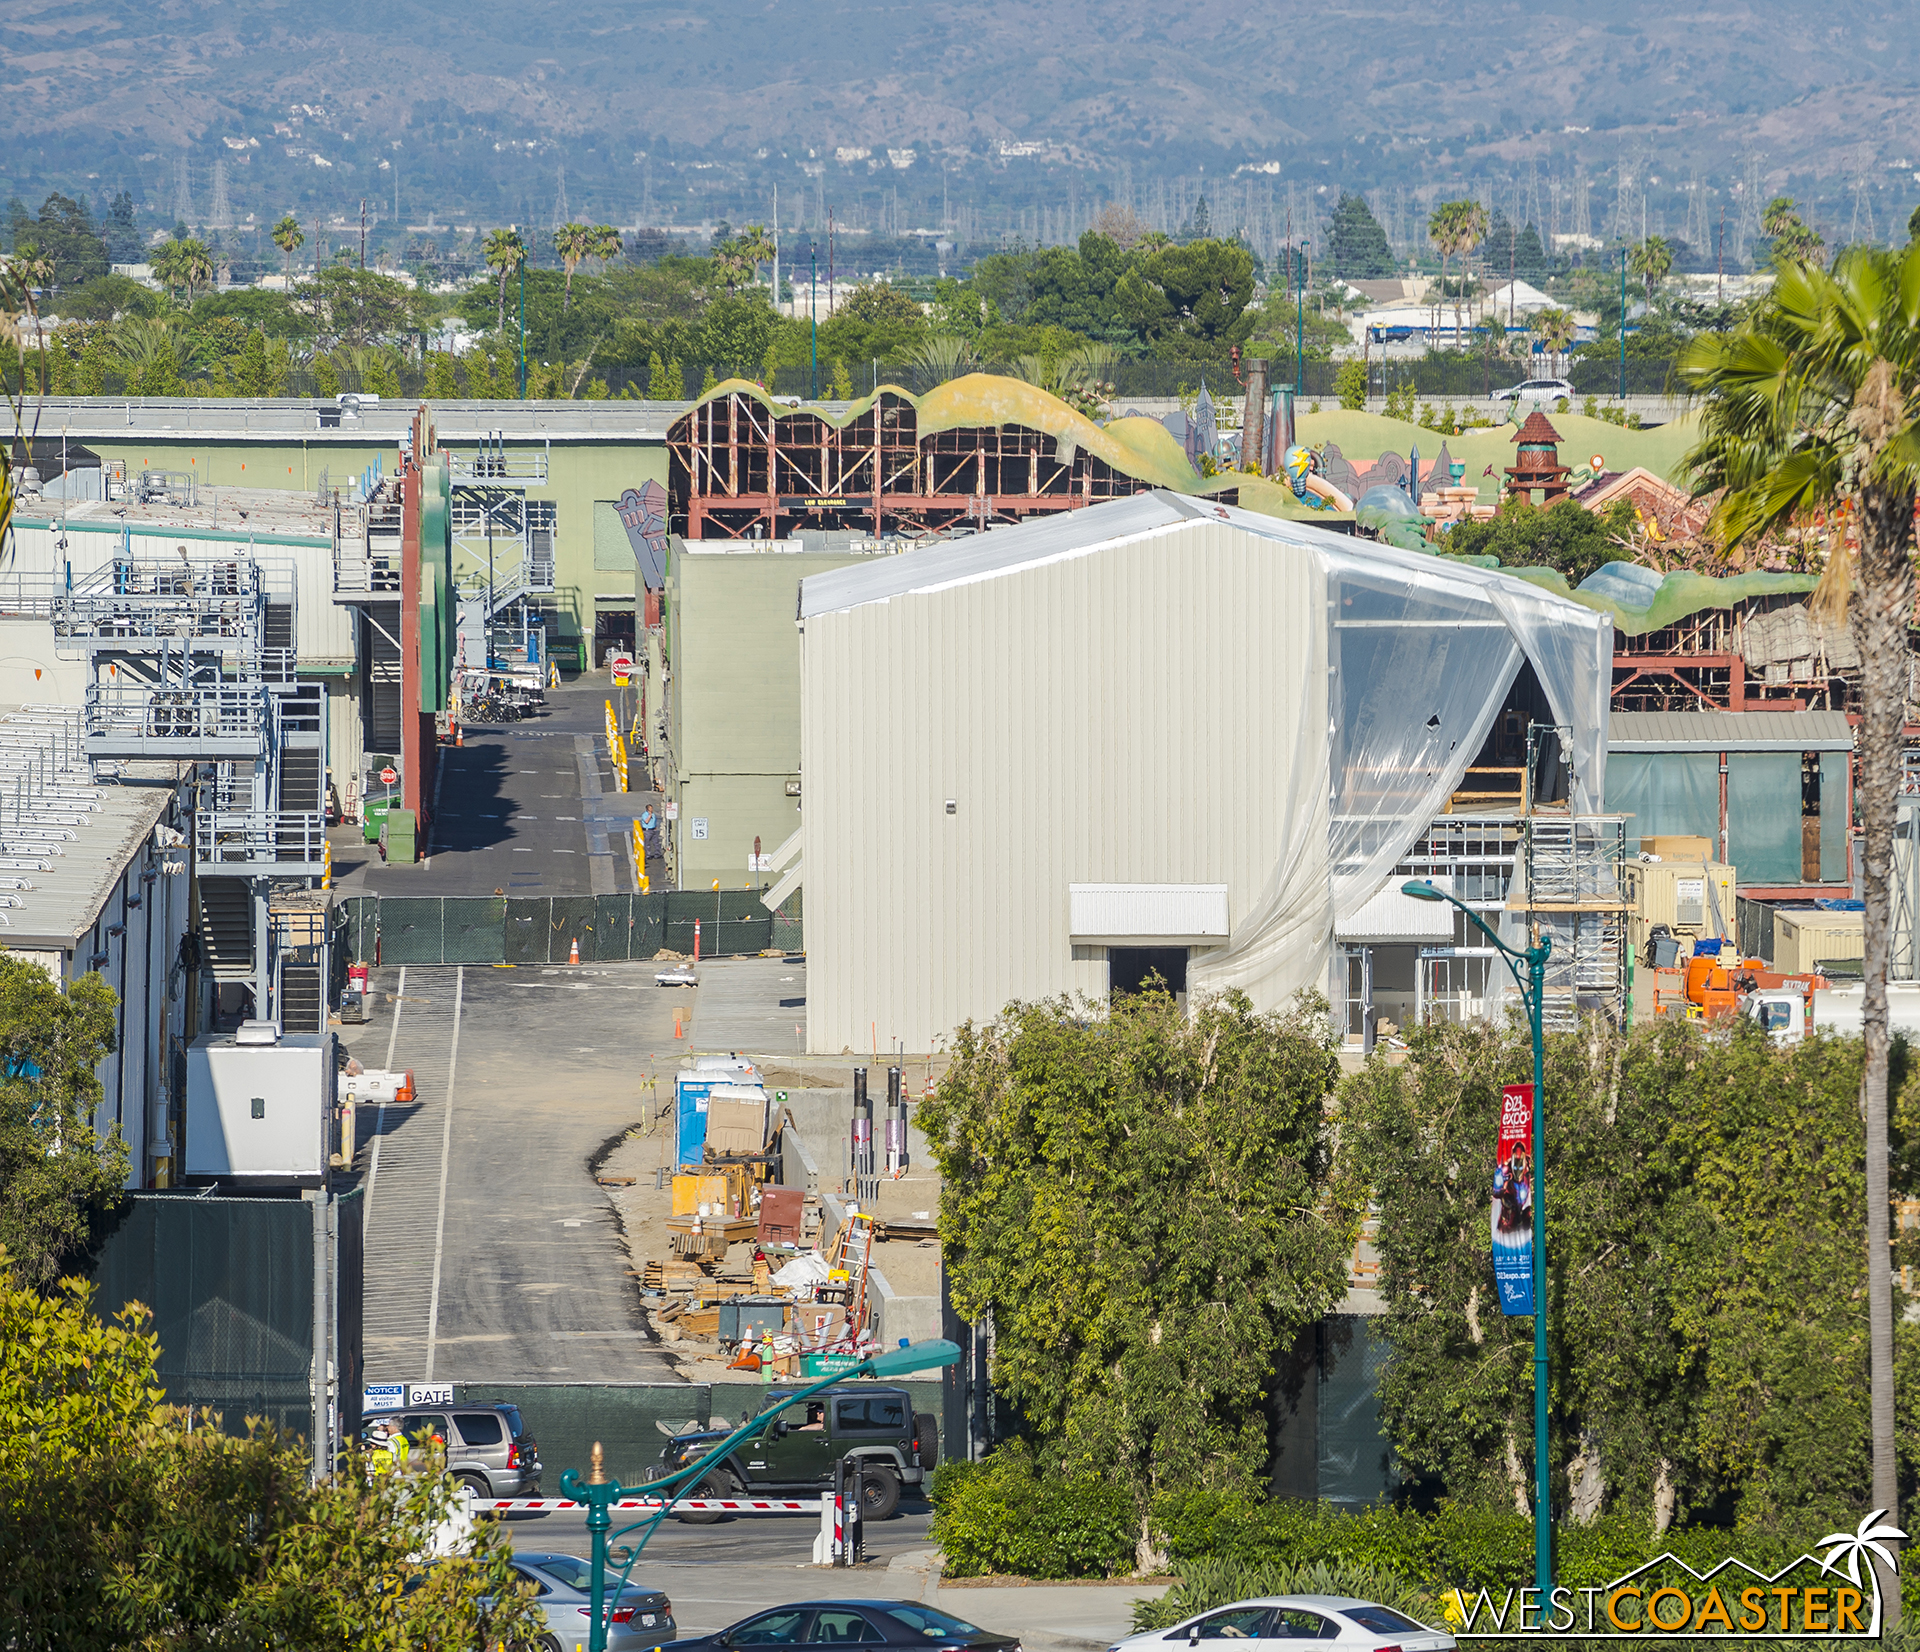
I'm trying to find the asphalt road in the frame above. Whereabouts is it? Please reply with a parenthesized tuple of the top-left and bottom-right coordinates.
(346, 960, 684, 1383)
(331, 676, 652, 899)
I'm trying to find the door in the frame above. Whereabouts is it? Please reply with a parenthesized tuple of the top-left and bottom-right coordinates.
(730, 1607, 814, 1646)
(806, 1608, 887, 1646)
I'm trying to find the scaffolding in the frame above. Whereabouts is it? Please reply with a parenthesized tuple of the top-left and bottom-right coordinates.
(669, 389, 1167, 540)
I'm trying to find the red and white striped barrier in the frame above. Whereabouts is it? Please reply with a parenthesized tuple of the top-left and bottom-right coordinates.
(474, 1496, 821, 1513)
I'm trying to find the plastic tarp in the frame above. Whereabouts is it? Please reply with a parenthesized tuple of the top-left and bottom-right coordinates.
(1608, 752, 1721, 853)
(1186, 499, 1615, 1010)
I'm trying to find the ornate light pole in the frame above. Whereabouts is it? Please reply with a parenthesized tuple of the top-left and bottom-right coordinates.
(1403, 879, 1553, 1602)
(560, 1339, 962, 1652)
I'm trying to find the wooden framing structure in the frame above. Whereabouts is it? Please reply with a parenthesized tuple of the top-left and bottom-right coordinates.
(668, 390, 1171, 540)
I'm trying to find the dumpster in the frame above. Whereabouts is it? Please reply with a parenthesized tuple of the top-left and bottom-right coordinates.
(363, 797, 393, 844)
(381, 807, 417, 864)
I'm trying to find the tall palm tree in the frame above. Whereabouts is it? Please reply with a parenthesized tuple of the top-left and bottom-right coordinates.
(554, 222, 592, 312)
(272, 214, 304, 287)
(1528, 305, 1578, 376)
(149, 238, 189, 304)
(111, 315, 187, 393)
(1428, 199, 1489, 349)
(1628, 235, 1674, 310)
(1682, 242, 1920, 1626)
(179, 238, 214, 303)
(590, 224, 624, 271)
(484, 228, 527, 330)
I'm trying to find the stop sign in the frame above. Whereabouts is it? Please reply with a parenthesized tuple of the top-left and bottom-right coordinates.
(379, 766, 398, 786)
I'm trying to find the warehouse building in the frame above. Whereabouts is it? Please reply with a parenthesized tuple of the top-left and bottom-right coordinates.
(785, 493, 1614, 1054)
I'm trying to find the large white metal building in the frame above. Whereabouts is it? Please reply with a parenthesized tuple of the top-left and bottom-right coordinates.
(782, 492, 1614, 1055)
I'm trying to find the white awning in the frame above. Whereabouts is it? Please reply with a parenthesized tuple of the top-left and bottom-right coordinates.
(759, 859, 803, 912)
(1068, 883, 1230, 945)
(1335, 883, 1458, 944)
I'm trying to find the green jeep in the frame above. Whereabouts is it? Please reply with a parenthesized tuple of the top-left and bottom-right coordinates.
(648, 1385, 938, 1523)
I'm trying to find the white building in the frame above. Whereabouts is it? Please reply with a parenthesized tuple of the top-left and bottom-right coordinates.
(787, 493, 1612, 1054)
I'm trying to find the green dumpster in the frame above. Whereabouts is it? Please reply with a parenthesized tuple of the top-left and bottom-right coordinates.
(381, 807, 417, 864)
(363, 797, 393, 844)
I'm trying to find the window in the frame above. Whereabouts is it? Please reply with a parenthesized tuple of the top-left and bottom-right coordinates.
(455, 1411, 503, 1445)
(399, 1413, 447, 1445)
(1174, 1609, 1269, 1640)
(497, 1404, 526, 1439)
(1343, 1606, 1426, 1636)
(733, 1609, 811, 1645)
(528, 1556, 594, 1590)
(881, 1605, 984, 1638)
(1269, 1611, 1339, 1640)
(808, 1611, 881, 1644)
(509, 1565, 552, 1597)
(1760, 999, 1794, 1032)
(835, 1395, 907, 1433)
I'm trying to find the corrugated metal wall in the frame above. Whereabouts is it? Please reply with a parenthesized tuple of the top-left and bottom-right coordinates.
(800, 520, 1327, 1053)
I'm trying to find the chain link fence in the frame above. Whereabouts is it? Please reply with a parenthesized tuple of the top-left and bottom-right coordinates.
(339, 890, 803, 967)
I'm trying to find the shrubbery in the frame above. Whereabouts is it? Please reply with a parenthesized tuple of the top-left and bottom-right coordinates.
(928, 1447, 1136, 1578)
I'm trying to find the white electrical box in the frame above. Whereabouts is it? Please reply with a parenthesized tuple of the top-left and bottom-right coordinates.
(184, 1028, 336, 1187)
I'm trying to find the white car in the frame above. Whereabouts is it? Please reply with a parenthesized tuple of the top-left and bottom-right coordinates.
(1492, 377, 1575, 406)
(1108, 1595, 1455, 1652)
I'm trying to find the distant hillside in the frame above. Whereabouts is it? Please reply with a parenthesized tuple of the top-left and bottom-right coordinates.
(3, 0, 1917, 238)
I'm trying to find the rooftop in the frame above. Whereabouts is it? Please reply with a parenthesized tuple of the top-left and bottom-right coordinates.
(0, 707, 184, 953)
(12, 486, 335, 544)
(1607, 709, 1854, 752)
(6, 398, 690, 443)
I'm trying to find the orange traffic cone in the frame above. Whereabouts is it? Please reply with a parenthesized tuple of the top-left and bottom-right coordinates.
(568, 937, 581, 965)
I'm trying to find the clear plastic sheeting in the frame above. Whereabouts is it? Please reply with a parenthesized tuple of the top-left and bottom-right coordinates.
(1188, 501, 1614, 1009)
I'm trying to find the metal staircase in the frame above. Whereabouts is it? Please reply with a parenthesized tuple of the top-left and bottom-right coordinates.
(57, 553, 330, 1027)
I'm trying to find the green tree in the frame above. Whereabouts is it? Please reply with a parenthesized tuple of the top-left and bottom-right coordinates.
(295, 265, 415, 348)
(1114, 238, 1258, 358)
(0, 959, 122, 1290)
(826, 357, 851, 399)
(554, 221, 592, 312)
(1428, 199, 1490, 347)
(646, 350, 673, 399)
(1760, 197, 1826, 268)
(232, 328, 277, 396)
(1683, 241, 1920, 1595)
(1340, 1017, 1919, 1533)
(1628, 235, 1674, 309)
(483, 226, 527, 330)
(1446, 496, 1632, 584)
(148, 238, 189, 304)
(920, 989, 1356, 1568)
(1910, 202, 1920, 244)
(423, 351, 460, 398)
(1334, 357, 1368, 411)
(1328, 192, 1395, 280)
(112, 315, 187, 396)
(178, 238, 213, 303)
(697, 293, 782, 379)
(26, 193, 108, 288)
(271, 213, 304, 288)
(1514, 221, 1548, 281)
(1527, 306, 1578, 376)
(0, 1250, 544, 1649)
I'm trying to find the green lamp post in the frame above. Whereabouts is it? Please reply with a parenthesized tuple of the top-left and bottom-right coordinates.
(560, 1338, 963, 1652)
(1401, 878, 1554, 1606)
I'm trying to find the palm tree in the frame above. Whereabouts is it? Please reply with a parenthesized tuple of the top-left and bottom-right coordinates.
(1682, 242, 1920, 1626)
(179, 238, 214, 303)
(111, 316, 187, 393)
(554, 222, 592, 312)
(902, 334, 980, 392)
(1762, 197, 1828, 268)
(736, 223, 777, 281)
(271, 214, 305, 289)
(1528, 306, 1578, 377)
(1628, 235, 1674, 310)
(484, 228, 527, 329)
(1428, 199, 1489, 349)
(590, 224, 624, 271)
(149, 238, 190, 304)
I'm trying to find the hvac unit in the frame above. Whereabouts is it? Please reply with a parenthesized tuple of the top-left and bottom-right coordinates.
(184, 1022, 336, 1187)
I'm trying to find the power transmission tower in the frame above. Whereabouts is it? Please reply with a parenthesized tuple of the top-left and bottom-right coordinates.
(173, 156, 195, 228)
(1610, 153, 1637, 243)
(553, 166, 568, 232)
(1573, 169, 1591, 242)
(1735, 152, 1764, 265)
(209, 158, 233, 230)
(1525, 156, 1541, 231)
(1849, 152, 1876, 245)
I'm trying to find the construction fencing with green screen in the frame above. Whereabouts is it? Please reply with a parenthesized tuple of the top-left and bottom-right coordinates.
(339, 889, 802, 967)
(441, 1378, 944, 1492)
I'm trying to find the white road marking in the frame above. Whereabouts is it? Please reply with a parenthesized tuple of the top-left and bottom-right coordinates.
(362, 964, 407, 1244)
(422, 966, 465, 1382)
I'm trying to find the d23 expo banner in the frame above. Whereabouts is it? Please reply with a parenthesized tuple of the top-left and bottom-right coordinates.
(1493, 1081, 1535, 1315)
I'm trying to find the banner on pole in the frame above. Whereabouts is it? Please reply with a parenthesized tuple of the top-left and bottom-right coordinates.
(1492, 1082, 1535, 1315)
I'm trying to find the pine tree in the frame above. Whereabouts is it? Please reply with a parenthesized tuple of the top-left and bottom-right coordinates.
(234, 329, 272, 397)
(828, 358, 851, 399)
(647, 350, 672, 399)
(424, 353, 459, 399)
(1515, 222, 1548, 281)
(699, 363, 718, 395)
(1328, 192, 1395, 279)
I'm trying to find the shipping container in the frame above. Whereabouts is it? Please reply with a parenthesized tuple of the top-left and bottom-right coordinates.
(1623, 859, 1737, 959)
(1772, 908, 1865, 976)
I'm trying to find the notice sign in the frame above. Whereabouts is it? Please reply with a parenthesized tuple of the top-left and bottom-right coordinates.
(1492, 1082, 1535, 1315)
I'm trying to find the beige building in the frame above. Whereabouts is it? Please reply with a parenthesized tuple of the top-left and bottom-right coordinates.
(786, 493, 1613, 1054)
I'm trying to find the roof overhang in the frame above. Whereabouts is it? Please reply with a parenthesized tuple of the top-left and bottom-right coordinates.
(1068, 883, 1230, 946)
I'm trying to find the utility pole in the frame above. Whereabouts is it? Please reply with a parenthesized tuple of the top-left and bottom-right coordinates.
(1618, 246, 1627, 405)
(518, 258, 527, 399)
(772, 184, 780, 319)
(1295, 242, 1304, 396)
(828, 208, 836, 317)
(1718, 195, 1725, 306)
(810, 242, 819, 401)
(359, 199, 367, 270)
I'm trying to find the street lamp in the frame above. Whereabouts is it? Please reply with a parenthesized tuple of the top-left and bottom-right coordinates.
(1401, 878, 1553, 1605)
(559, 1338, 962, 1652)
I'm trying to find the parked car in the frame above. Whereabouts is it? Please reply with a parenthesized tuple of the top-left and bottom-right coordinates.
(1107, 1596, 1455, 1652)
(1491, 377, 1575, 407)
(657, 1599, 1016, 1652)
(645, 1384, 938, 1521)
(360, 1401, 542, 1497)
(483, 1552, 673, 1652)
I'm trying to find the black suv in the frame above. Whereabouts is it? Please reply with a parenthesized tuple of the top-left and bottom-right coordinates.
(649, 1385, 937, 1521)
